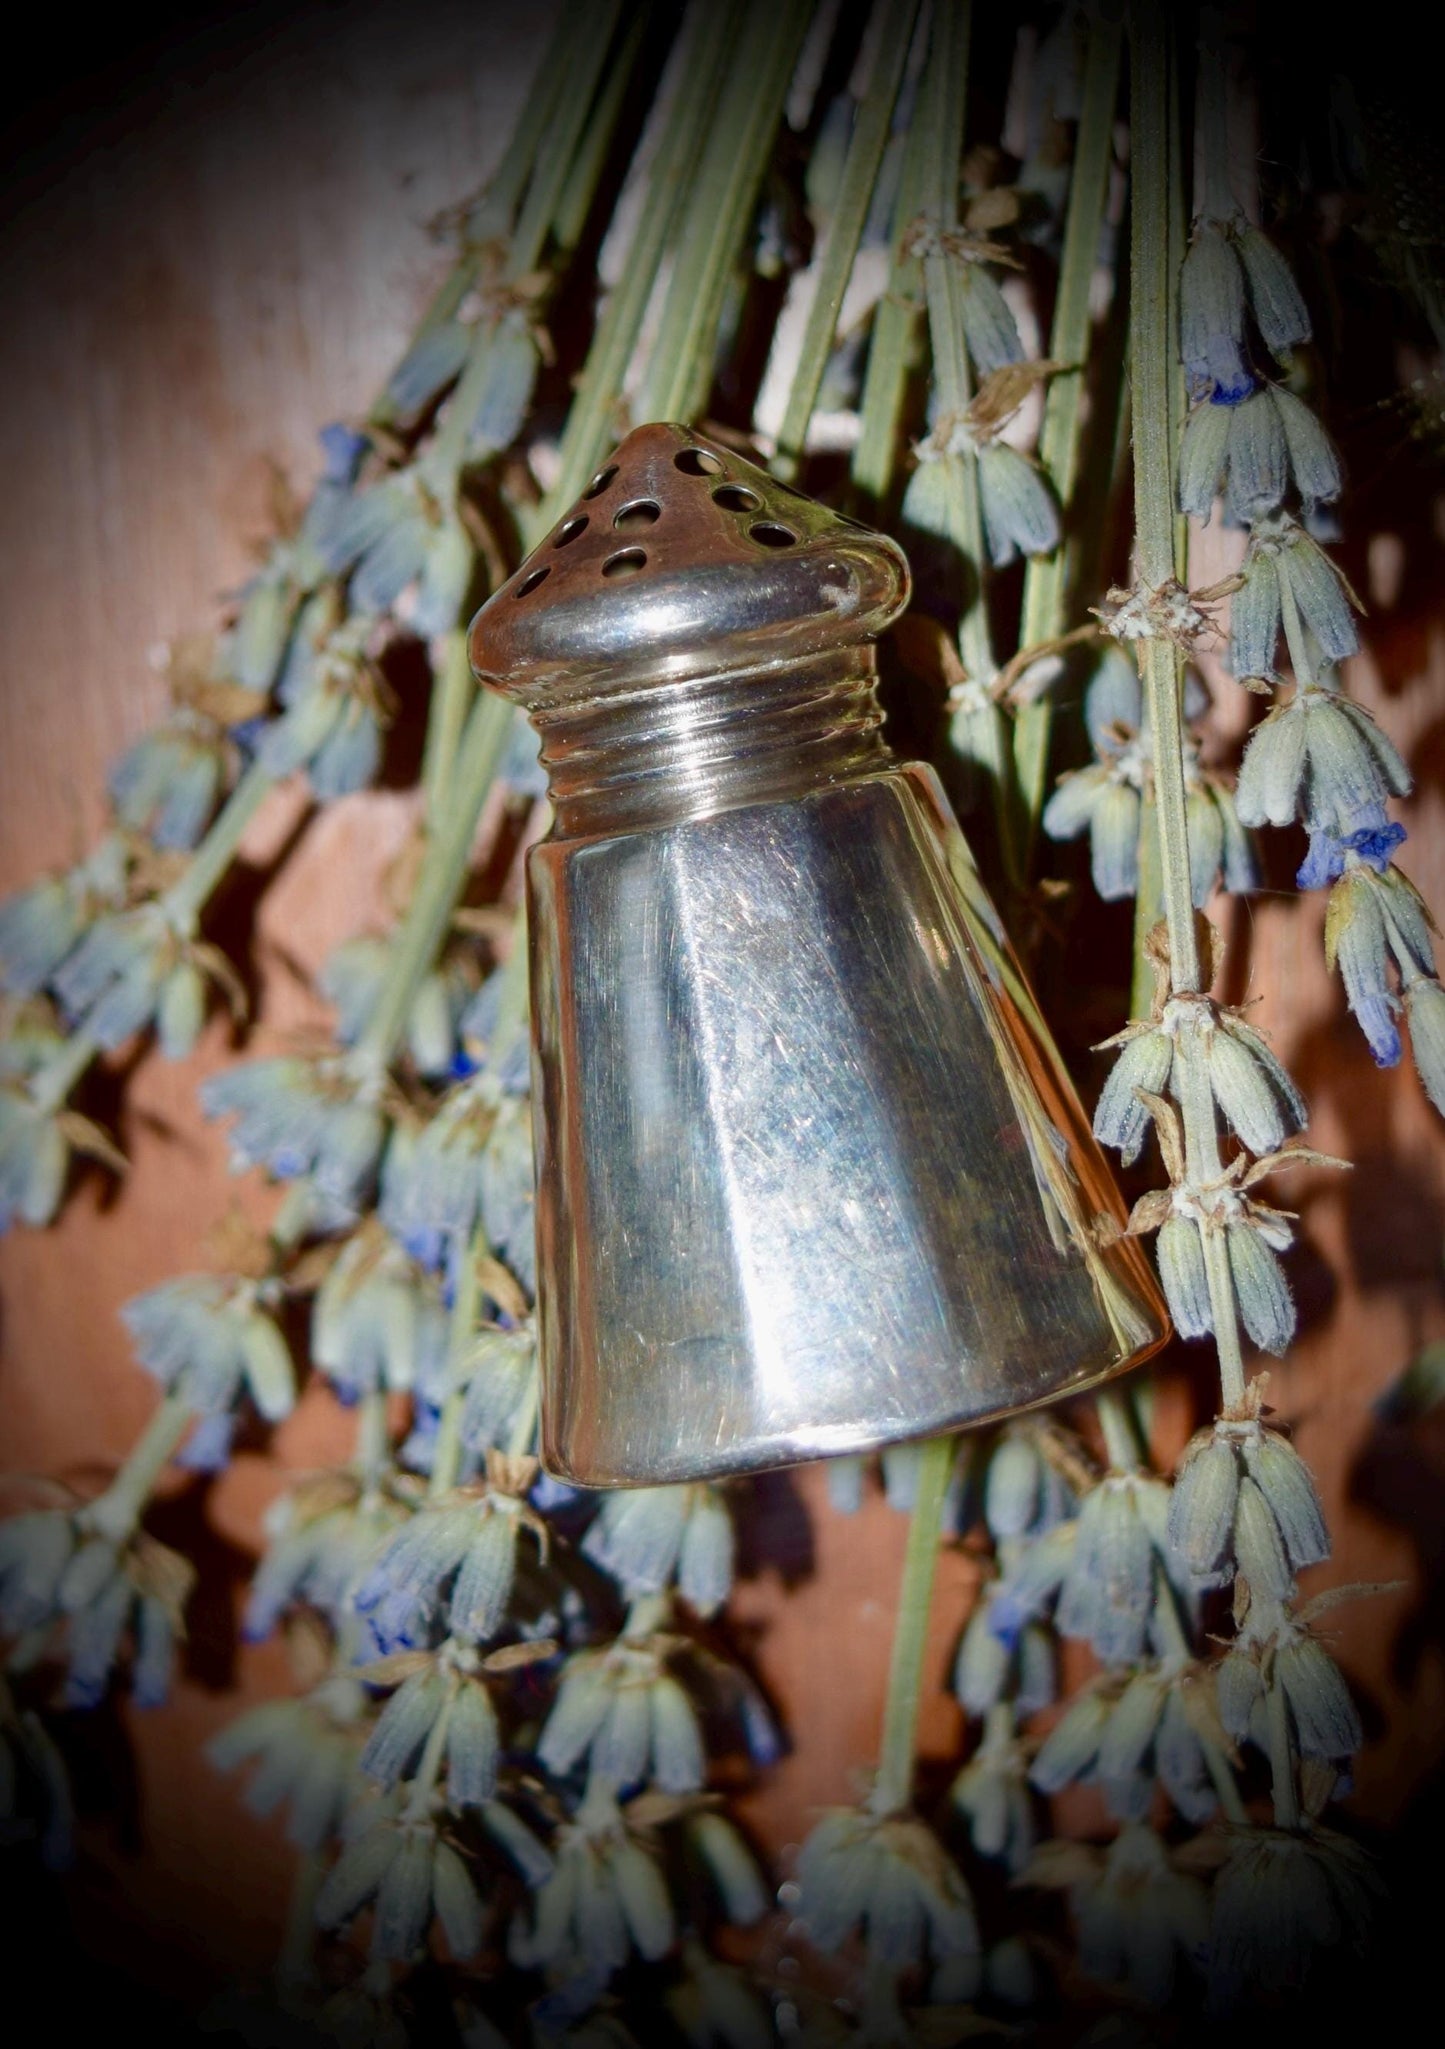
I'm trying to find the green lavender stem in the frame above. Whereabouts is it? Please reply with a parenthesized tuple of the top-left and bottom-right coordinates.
(871, 1431, 954, 1816)
(552, 6, 649, 254)
(1128, 2, 1199, 995)
(82, 1395, 193, 1546)
(1013, 11, 1125, 842)
(356, 692, 514, 1066)
(536, 0, 736, 534)
(851, 59, 931, 506)
(640, 0, 812, 423)
(1097, 1386, 1142, 1471)
(163, 755, 279, 931)
(774, 0, 921, 475)
(1131, 791, 1163, 1017)
(30, 1027, 101, 1116)
(914, 1, 1019, 874)
(402, 1673, 460, 1823)
(420, 629, 476, 818)
(1128, 1, 1248, 1418)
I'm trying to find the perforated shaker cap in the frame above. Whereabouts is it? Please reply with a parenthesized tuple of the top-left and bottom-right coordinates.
(466, 423, 910, 708)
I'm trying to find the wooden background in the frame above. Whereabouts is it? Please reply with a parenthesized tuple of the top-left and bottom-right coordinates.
(2, 2, 1444, 2011)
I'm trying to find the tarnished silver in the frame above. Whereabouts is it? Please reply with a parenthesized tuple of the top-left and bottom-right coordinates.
(468, 423, 1168, 1486)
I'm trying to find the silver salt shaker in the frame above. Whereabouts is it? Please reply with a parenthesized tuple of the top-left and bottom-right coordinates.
(467, 423, 1167, 1486)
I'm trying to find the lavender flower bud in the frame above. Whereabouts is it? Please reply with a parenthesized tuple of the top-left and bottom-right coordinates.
(0, 875, 88, 996)
(1235, 701, 1307, 827)
(209, 1685, 363, 1848)
(1056, 1477, 1162, 1665)
(1179, 223, 1249, 399)
(1089, 782, 1142, 901)
(1223, 389, 1288, 522)
(1327, 868, 1400, 1064)
(61, 1566, 133, 1707)
(537, 1661, 611, 1778)
(649, 1673, 705, 1793)
(449, 1510, 518, 1643)
(1405, 979, 1445, 1115)
(977, 444, 1061, 567)
(467, 316, 540, 458)
(1167, 1430, 1240, 1583)
(614, 1837, 675, 1960)
(1029, 1688, 1108, 1792)
(1179, 400, 1233, 520)
(445, 1679, 500, 1809)
(1279, 526, 1360, 663)
(1041, 762, 1110, 841)
(984, 1430, 1043, 1539)
(1016, 1622, 1057, 1716)
(309, 698, 384, 800)
(1232, 1475, 1293, 1598)
(0, 1095, 68, 1231)
(1236, 226, 1312, 356)
(958, 265, 1024, 374)
(361, 1670, 448, 1789)
(1242, 1429, 1328, 1570)
(0, 1510, 76, 1633)
(1155, 1690, 1216, 1824)
(1156, 1214, 1212, 1339)
(459, 1327, 538, 1456)
(384, 321, 471, 425)
(157, 962, 206, 1061)
(1070, 1825, 1208, 2010)
(1273, 387, 1343, 507)
(691, 1812, 770, 1926)
(227, 567, 298, 696)
(315, 1822, 399, 1933)
(593, 1682, 652, 1791)
(109, 725, 224, 852)
(373, 1827, 438, 1960)
(1093, 1027, 1174, 1166)
(1206, 1017, 1305, 1154)
(1207, 1827, 1382, 2010)
(123, 1277, 295, 1421)
(1228, 549, 1281, 682)
(431, 1839, 483, 1958)
(52, 909, 174, 1052)
(202, 1055, 386, 1211)
(1236, 690, 1408, 840)
(954, 1605, 1009, 1715)
(1096, 1671, 1167, 1795)
(1216, 1640, 1265, 1747)
(1280, 1637, 1362, 1759)
(1227, 1222, 1296, 1355)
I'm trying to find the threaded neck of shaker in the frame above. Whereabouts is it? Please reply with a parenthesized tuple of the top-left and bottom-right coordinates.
(533, 648, 891, 836)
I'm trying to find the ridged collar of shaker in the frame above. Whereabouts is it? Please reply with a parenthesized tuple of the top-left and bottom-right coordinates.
(466, 423, 911, 709)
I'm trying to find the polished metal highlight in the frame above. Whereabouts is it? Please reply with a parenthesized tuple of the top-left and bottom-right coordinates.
(468, 423, 1168, 1486)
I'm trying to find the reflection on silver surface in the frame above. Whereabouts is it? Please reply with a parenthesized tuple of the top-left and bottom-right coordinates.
(469, 423, 1168, 1486)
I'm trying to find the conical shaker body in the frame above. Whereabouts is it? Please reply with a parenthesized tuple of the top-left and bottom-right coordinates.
(468, 424, 1167, 1485)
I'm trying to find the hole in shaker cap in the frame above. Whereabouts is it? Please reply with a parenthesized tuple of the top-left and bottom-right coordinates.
(613, 499, 661, 531)
(712, 484, 762, 513)
(602, 548, 647, 577)
(583, 465, 618, 499)
(514, 564, 551, 598)
(750, 522, 798, 549)
(554, 516, 588, 547)
(674, 446, 724, 476)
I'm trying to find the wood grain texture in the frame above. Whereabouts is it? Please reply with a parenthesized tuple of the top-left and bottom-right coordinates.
(1, 6, 1443, 2007)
